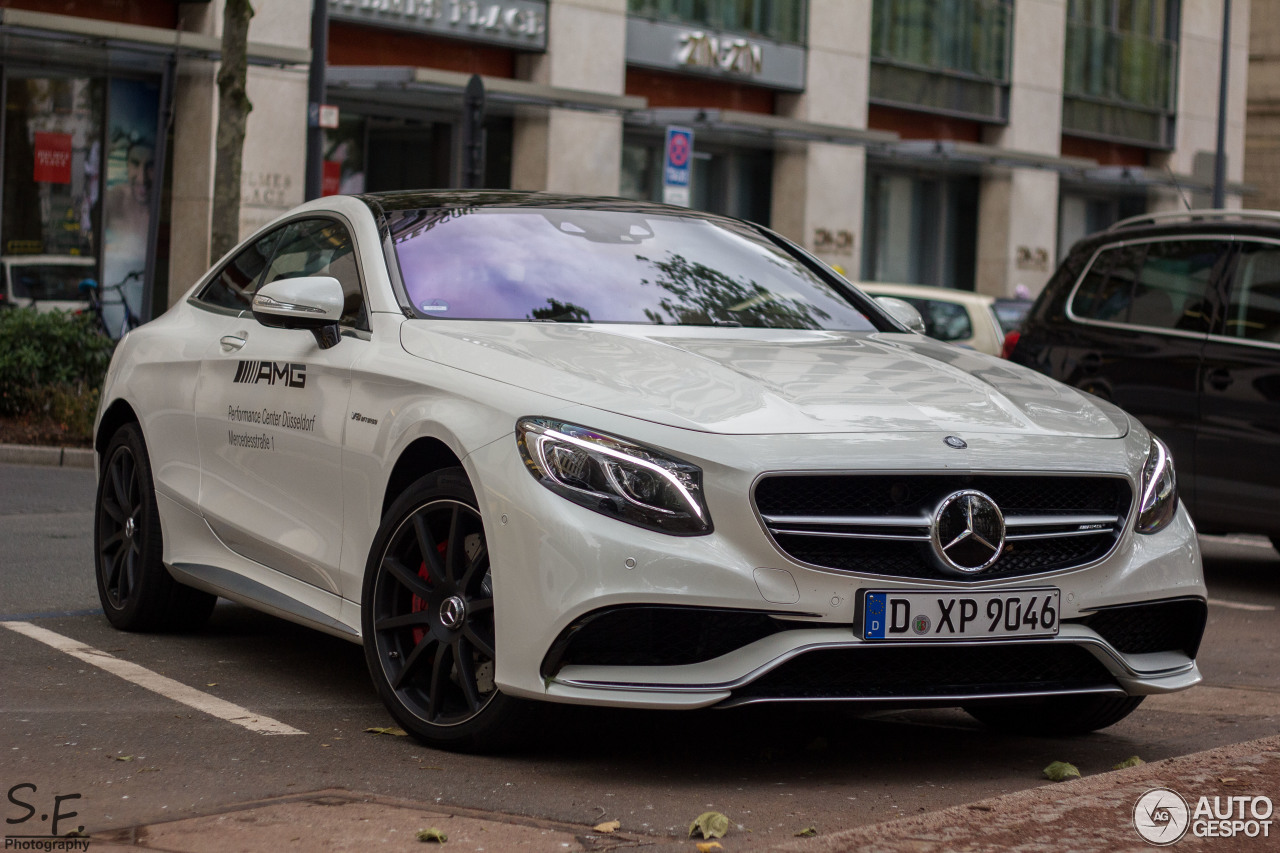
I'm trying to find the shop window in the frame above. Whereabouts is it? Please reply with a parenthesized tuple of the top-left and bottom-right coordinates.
(621, 137, 772, 226)
(2, 75, 102, 258)
(870, 0, 1012, 122)
(861, 168, 978, 291)
(1062, 0, 1179, 147)
(627, 0, 807, 45)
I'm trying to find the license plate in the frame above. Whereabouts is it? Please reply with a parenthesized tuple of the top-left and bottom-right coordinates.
(861, 589, 1060, 640)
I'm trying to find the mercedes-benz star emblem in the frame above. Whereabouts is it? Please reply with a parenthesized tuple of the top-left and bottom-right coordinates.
(944, 435, 967, 449)
(931, 490, 1005, 574)
(439, 596, 467, 630)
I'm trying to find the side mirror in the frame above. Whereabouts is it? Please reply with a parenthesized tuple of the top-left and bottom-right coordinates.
(875, 296, 927, 335)
(252, 276, 344, 349)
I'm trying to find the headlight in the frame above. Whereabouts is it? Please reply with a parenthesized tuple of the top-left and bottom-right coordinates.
(516, 418, 711, 535)
(1136, 436, 1177, 534)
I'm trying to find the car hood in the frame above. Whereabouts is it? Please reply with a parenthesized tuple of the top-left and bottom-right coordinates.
(399, 322, 1125, 438)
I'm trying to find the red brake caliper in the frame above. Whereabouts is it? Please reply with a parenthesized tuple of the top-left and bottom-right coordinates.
(410, 541, 448, 645)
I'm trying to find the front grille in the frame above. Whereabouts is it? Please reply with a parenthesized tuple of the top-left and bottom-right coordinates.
(730, 643, 1116, 702)
(1075, 597, 1208, 658)
(755, 474, 1132, 581)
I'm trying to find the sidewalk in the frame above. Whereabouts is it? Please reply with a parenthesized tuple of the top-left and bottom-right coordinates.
(77, 734, 1279, 852)
(0, 442, 95, 468)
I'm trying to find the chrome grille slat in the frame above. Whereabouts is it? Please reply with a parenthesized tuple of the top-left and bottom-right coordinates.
(754, 474, 1132, 582)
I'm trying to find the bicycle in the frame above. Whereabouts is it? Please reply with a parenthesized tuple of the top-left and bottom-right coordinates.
(79, 270, 144, 338)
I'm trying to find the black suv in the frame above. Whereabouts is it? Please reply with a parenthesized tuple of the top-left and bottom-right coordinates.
(1009, 210, 1280, 550)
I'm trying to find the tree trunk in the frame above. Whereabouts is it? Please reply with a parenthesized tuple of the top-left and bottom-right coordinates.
(211, 0, 254, 264)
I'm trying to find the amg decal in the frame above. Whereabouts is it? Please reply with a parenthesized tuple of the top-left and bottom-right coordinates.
(233, 361, 307, 388)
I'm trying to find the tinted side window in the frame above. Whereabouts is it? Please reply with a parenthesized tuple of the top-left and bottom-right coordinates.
(1071, 244, 1138, 322)
(1071, 240, 1225, 332)
(1224, 242, 1280, 343)
(196, 230, 281, 311)
(1132, 241, 1223, 332)
(260, 218, 367, 330)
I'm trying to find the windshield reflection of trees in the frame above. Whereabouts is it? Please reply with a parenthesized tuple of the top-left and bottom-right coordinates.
(636, 252, 833, 329)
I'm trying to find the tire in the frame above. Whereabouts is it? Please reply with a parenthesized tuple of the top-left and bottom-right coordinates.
(964, 694, 1144, 736)
(362, 468, 529, 752)
(94, 423, 216, 631)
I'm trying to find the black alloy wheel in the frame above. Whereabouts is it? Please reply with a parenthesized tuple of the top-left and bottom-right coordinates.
(94, 423, 216, 631)
(363, 468, 526, 750)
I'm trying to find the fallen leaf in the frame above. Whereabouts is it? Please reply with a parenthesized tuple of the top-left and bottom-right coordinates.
(206, 683, 218, 687)
(689, 812, 729, 840)
(1220, 777, 1243, 786)
(1043, 761, 1080, 782)
(695, 843, 723, 853)
(794, 826, 818, 837)
(593, 820, 620, 834)
(1113, 756, 1145, 770)
(364, 727, 408, 737)
(108, 755, 134, 762)
(416, 827, 447, 843)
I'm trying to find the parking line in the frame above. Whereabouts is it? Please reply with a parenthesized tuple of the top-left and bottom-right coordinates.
(1207, 598, 1276, 612)
(3, 621, 306, 735)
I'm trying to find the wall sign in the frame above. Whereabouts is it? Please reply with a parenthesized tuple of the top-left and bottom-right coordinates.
(626, 18, 806, 91)
(329, 0, 547, 51)
(33, 132, 73, 184)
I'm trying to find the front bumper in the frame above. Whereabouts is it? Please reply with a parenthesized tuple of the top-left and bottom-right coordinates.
(470, 422, 1205, 710)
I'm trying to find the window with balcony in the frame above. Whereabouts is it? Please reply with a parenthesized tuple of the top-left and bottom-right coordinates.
(1062, 0, 1179, 147)
(870, 0, 1013, 123)
(627, 0, 807, 45)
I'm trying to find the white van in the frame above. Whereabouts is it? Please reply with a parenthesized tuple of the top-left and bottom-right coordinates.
(0, 255, 95, 312)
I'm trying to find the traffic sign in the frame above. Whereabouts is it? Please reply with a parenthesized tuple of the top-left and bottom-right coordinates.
(662, 126, 693, 207)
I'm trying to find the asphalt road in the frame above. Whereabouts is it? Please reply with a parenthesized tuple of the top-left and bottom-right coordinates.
(2, 462, 1278, 848)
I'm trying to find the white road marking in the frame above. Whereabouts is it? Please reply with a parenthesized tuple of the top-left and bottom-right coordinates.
(1207, 598, 1276, 612)
(3, 621, 306, 735)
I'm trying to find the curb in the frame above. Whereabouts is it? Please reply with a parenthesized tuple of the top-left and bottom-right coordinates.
(0, 443, 94, 468)
(774, 732, 1280, 852)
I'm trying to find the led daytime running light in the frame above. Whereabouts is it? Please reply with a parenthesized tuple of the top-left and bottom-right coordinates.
(530, 428, 704, 521)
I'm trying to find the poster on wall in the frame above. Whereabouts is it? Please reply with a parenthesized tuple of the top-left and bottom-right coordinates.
(33, 132, 73, 184)
(102, 77, 160, 334)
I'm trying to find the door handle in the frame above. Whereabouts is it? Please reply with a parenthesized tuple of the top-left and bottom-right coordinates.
(1206, 368, 1233, 391)
(220, 334, 247, 352)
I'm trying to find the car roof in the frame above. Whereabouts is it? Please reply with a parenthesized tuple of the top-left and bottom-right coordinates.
(857, 282, 995, 306)
(354, 189, 742, 222)
(1070, 209, 1280, 257)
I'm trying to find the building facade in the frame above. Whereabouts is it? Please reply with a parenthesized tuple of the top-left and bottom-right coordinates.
(0, 0, 1250, 319)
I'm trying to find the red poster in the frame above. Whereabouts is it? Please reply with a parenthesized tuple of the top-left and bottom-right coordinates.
(33, 132, 73, 184)
(322, 160, 342, 196)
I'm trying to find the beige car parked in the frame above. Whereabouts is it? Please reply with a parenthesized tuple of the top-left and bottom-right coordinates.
(858, 282, 1030, 356)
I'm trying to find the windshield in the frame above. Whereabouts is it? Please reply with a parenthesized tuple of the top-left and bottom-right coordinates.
(387, 208, 877, 330)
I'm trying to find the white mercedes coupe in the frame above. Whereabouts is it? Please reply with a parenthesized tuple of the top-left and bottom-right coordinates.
(93, 192, 1206, 750)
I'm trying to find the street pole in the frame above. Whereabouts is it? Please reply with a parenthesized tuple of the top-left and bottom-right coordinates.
(461, 74, 486, 189)
(1213, 0, 1231, 209)
(304, 0, 328, 200)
